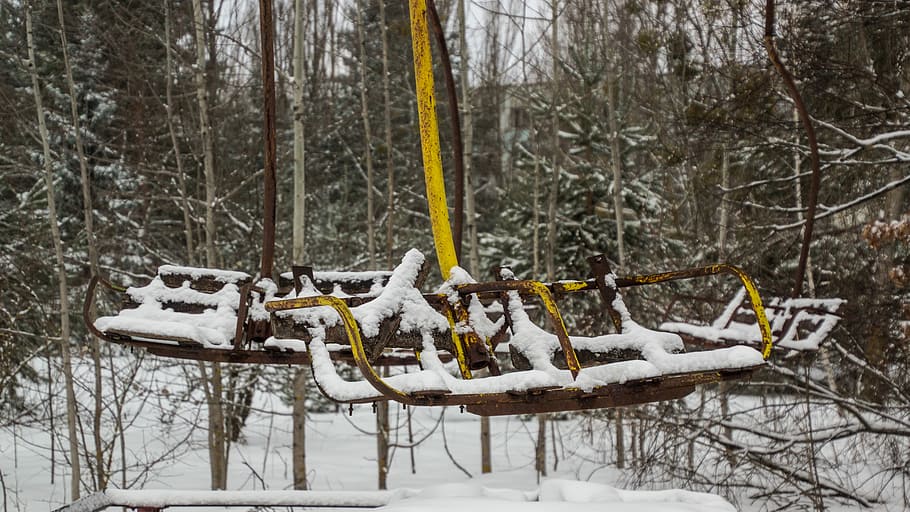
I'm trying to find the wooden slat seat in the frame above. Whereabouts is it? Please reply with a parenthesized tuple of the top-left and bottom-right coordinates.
(659, 289, 844, 352)
(94, 266, 256, 349)
(278, 269, 394, 296)
(271, 249, 454, 359)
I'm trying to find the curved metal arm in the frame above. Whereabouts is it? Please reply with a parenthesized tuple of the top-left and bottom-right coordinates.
(83, 275, 128, 344)
(265, 296, 417, 404)
(617, 264, 773, 359)
(455, 280, 582, 378)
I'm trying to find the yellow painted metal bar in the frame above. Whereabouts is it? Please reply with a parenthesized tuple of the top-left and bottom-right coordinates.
(723, 266, 773, 360)
(265, 296, 414, 403)
(527, 281, 582, 378)
(440, 302, 473, 379)
(556, 281, 590, 293)
(408, 0, 458, 280)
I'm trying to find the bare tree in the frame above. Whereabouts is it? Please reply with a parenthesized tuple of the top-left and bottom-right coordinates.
(538, 0, 562, 479)
(55, 0, 106, 490)
(291, 0, 308, 491)
(381, 0, 395, 268)
(191, 0, 227, 489)
(164, 0, 195, 264)
(355, 0, 376, 269)
(25, 2, 80, 499)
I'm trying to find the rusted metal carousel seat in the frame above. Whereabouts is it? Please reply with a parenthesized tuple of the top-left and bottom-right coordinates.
(265, 251, 769, 414)
(480, 265, 673, 373)
(91, 265, 272, 350)
(441, 262, 769, 415)
(659, 288, 844, 352)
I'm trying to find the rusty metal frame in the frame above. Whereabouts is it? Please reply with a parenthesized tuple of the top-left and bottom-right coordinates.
(453, 280, 582, 377)
(85, 274, 446, 367)
(456, 264, 774, 361)
(84, 275, 313, 365)
(465, 366, 757, 416)
(86, 259, 771, 416)
(262, 288, 764, 415)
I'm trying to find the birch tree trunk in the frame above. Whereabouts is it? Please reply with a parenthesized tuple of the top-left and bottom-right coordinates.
(532, 135, 541, 278)
(164, 0, 195, 264)
(26, 4, 81, 500)
(718, 146, 729, 259)
(291, 0, 308, 490)
(546, 0, 560, 296)
(602, 1, 626, 469)
(355, 0, 385, 487)
(191, 0, 217, 268)
(380, 0, 395, 269)
(197, 361, 226, 489)
(459, 1, 478, 276)
(191, 0, 227, 489)
(355, 0, 376, 269)
(607, 78, 624, 271)
(292, 0, 305, 264)
(456, 0, 488, 472)
(545, 0, 559, 283)
(717, 145, 734, 461)
(539, 0, 561, 479)
(376, 395, 389, 490)
(55, 0, 105, 491)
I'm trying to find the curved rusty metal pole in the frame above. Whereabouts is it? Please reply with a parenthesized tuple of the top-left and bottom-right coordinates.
(259, 0, 277, 279)
(426, 0, 465, 261)
(763, 0, 820, 299)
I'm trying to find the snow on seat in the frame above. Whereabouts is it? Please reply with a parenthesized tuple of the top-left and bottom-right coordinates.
(416, 335, 562, 394)
(306, 335, 451, 402)
(483, 266, 765, 390)
(659, 288, 844, 352)
(279, 268, 393, 297)
(94, 267, 254, 349)
(272, 249, 451, 354)
(265, 251, 766, 409)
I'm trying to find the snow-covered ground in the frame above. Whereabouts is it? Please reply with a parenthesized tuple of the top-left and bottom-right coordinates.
(2, 397, 737, 512)
(0, 355, 904, 511)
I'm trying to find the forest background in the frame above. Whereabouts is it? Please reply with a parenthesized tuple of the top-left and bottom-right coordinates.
(0, 0, 908, 510)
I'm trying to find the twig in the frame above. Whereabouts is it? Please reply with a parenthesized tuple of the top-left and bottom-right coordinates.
(1, 468, 7, 512)
(242, 461, 267, 490)
(440, 409, 472, 479)
(765, 174, 910, 231)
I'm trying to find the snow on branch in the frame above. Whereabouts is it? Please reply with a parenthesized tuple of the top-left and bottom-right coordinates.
(765, 174, 910, 231)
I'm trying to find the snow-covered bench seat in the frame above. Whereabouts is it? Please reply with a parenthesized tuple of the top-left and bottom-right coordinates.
(659, 289, 844, 352)
(485, 265, 763, 375)
(263, 251, 767, 414)
(271, 250, 460, 359)
(92, 266, 267, 349)
(278, 268, 394, 298)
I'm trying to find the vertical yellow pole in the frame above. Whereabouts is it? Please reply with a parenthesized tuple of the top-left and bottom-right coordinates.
(408, 0, 458, 280)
